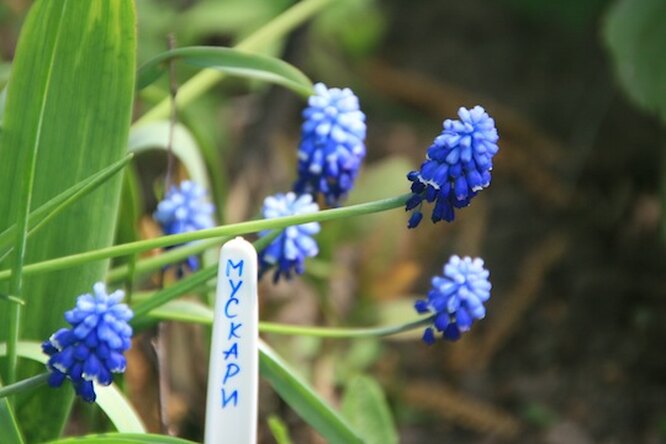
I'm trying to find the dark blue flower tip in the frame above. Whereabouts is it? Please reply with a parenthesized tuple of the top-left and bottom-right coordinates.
(293, 82, 367, 206)
(406, 106, 499, 228)
(258, 192, 320, 283)
(154, 180, 215, 272)
(43, 282, 134, 402)
(415, 255, 491, 344)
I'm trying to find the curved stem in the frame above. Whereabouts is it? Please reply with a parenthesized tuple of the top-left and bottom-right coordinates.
(259, 316, 434, 339)
(0, 194, 409, 283)
(135, 0, 333, 126)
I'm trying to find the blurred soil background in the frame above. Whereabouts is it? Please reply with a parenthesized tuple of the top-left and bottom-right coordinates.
(2, 0, 666, 443)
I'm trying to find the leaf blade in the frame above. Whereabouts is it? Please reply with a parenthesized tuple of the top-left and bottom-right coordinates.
(137, 46, 313, 97)
(0, 1, 137, 440)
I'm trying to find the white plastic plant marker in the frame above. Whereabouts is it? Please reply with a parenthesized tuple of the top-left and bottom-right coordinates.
(205, 237, 259, 444)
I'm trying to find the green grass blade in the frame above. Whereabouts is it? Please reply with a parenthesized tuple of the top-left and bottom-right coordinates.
(0, 154, 134, 260)
(0, 342, 145, 434)
(0, 1, 136, 440)
(137, 46, 314, 97)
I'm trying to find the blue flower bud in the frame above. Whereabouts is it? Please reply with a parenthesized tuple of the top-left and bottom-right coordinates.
(42, 282, 134, 402)
(258, 192, 320, 283)
(154, 180, 215, 273)
(406, 106, 499, 227)
(415, 256, 491, 343)
(294, 83, 367, 206)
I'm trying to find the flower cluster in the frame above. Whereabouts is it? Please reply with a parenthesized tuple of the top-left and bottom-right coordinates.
(42, 283, 134, 402)
(258, 192, 320, 282)
(406, 106, 499, 228)
(153, 180, 215, 271)
(293, 82, 367, 206)
(415, 255, 491, 343)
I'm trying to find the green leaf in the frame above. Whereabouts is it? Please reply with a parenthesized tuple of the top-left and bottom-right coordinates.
(604, 0, 666, 121)
(145, 303, 363, 442)
(0, 342, 146, 434)
(259, 340, 364, 444)
(137, 46, 314, 97)
(0, 154, 134, 260)
(0, 1, 136, 440)
(47, 433, 196, 444)
(146, 299, 217, 325)
(341, 375, 398, 444)
(128, 121, 211, 192)
(0, 397, 24, 444)
(268, 414, 293, 444)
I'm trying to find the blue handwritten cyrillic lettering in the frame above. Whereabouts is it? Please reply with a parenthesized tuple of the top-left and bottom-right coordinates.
(228, 321, 242, 339)
(225, 259, 244, 277)
(221, 388, 238, 408)
(223, 342, 238, 360)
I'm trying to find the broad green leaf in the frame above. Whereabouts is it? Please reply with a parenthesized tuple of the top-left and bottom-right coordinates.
(137, 46, 313, 97)
(0, 1, 136, 440)
(604, 0, 666, 121)
(47, 434, 196, 444)
(0, 397, 24, 444)
(341, 375, 398, 444)
(146, 303, 363, 443)
(0, 341, 146, 434)
(0, 154, 134, 260)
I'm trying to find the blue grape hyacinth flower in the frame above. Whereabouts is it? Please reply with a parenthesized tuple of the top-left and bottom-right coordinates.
(293, 82, 367, 206)
(153, 180, 215, 271)
(415, 255, 491, 343)
(42, 282, 134, 402)
(406, 106, 499, 228)
(258, 192, 320, 282)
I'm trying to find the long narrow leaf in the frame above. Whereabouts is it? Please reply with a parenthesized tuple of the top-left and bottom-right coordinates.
(128, 122, 210, 192)
(0, 342, 145, 434)
(0, 397, 24, 444)
(259, 340, 364, 443)
(47, 434, 196, 444)
(0, 154, 134, 260)
(0, 1, 136, 440)
(137, 46, 313, 97)
(143, 301, 363, 443)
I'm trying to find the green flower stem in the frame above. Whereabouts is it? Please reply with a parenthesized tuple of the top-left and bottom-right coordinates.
(132, 265, 217, 319)
(259, 315, 435, 338)
(0, 312, 429, 400)
(0, 372, 49, 399)
(131, 231, 280, 320)
(0, 194, 409, 283)
(135, 0, 333, 126)
(106, 238, 223, 284)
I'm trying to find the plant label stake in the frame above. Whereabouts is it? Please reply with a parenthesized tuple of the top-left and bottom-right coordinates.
(205, 237, 258, 444)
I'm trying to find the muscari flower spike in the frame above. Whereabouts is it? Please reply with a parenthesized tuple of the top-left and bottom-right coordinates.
(258, 192, 320, 283)
(415, 255, 491, 343)
(42, 282, 134, 402)
(406, 106, 499, 228)
(153, 180, 215, 271)
(293, 82, 367, 206)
